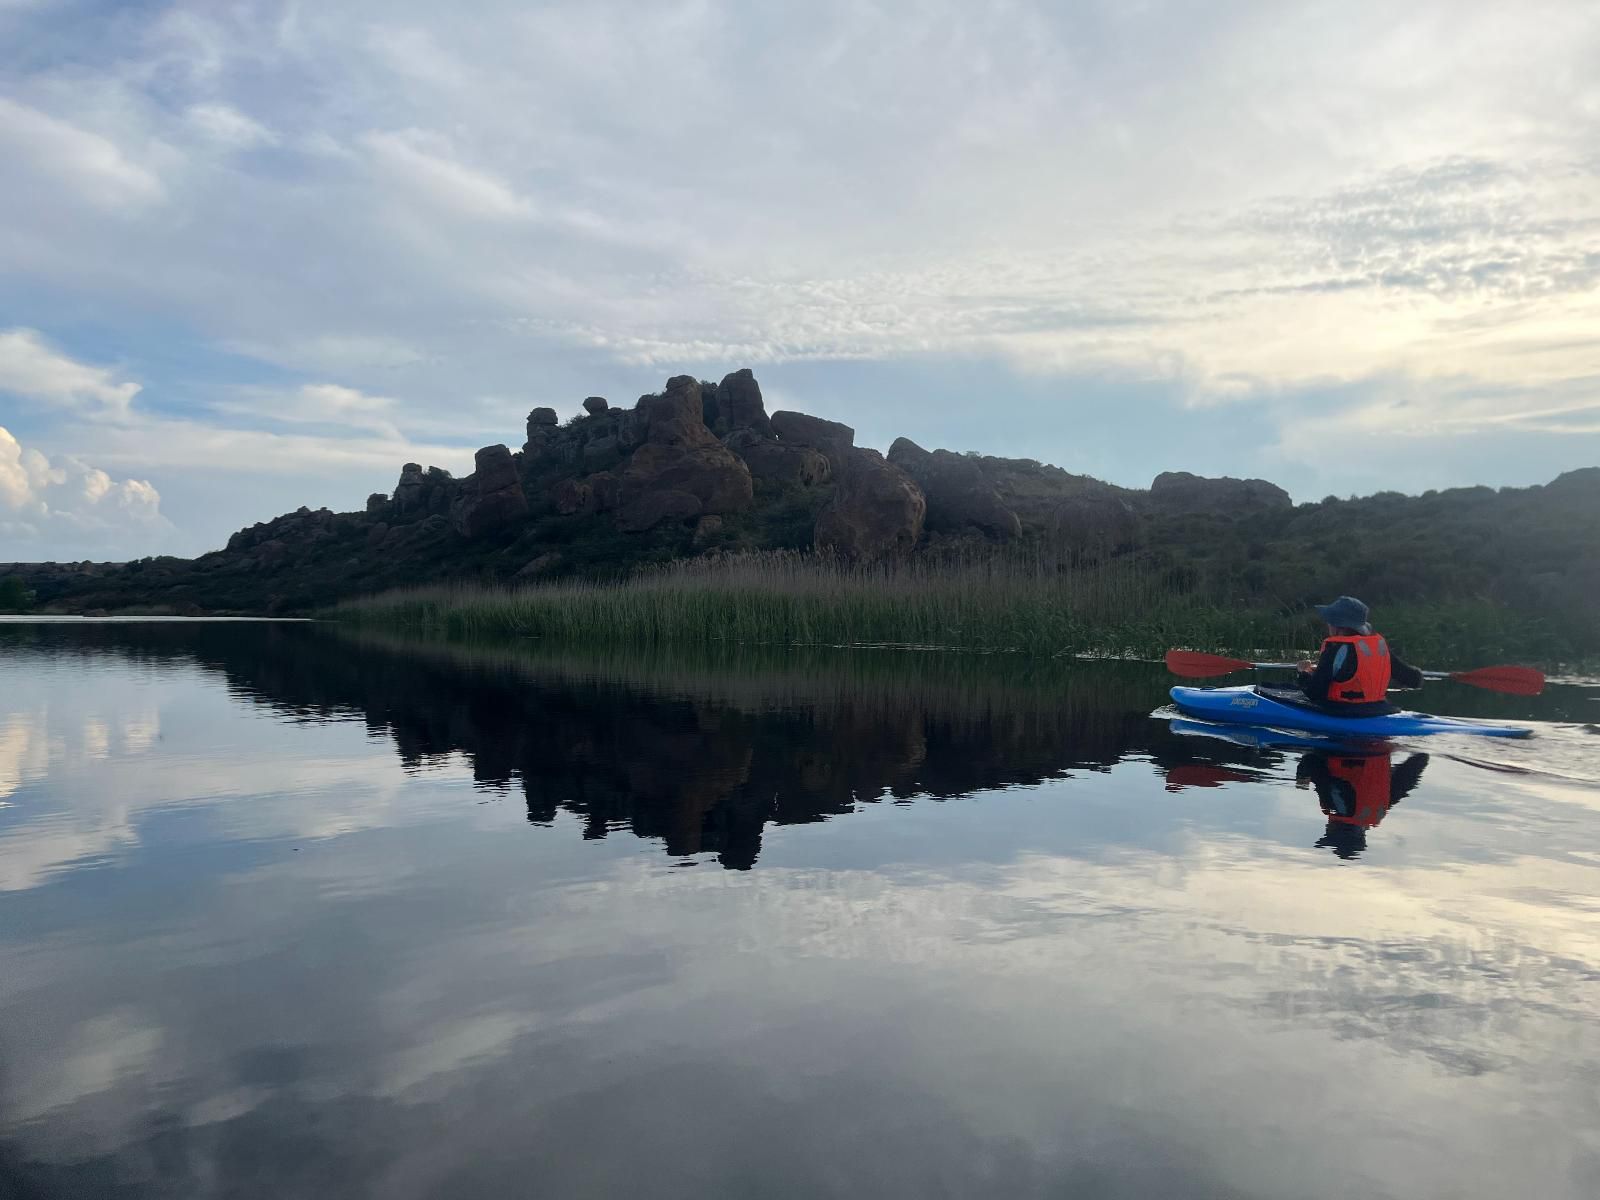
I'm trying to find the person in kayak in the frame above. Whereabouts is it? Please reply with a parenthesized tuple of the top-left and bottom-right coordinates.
(1295, 596, 1423, 714)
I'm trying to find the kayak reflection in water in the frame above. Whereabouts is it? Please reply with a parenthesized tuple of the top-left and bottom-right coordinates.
(1296, 747, 1430, 859)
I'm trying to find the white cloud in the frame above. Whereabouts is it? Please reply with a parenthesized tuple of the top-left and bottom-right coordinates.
(0, 96, 165, 207)
(209, 382, 405, 438)
(225, 335, 426, 373)
(0, 425, 168, 556)
(0, 0, 1596, 554)
(67, 413, 473, 478)
(363, 129, 535, 221)
(184, 103, 277, 148)
(0, 329, 142, 413)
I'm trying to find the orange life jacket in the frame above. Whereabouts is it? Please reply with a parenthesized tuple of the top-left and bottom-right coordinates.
(1323, 754, 1392, 827)
(1322, 633, 1391, 704)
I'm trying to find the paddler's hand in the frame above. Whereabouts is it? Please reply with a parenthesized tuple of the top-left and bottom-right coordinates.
(1296, 659, 1314, 674)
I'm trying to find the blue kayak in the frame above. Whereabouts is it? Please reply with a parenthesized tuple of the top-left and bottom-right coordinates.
(1169, 685, 1533, 739)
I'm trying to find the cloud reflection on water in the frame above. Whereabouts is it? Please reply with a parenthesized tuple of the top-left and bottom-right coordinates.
(0, 623, 1597, 1198)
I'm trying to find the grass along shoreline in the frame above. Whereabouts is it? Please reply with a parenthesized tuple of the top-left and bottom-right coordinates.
(331, 552, 1580, 668)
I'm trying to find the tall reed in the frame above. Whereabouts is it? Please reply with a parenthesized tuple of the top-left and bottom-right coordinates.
(334, 550, 1306, 659)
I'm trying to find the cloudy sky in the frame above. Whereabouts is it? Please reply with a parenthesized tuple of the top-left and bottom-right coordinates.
(1, 0, 1597, 559)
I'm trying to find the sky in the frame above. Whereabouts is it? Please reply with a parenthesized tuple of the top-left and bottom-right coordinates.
(1, 0, 1597, 560)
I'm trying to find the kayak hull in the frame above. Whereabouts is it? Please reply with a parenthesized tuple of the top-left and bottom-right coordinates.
(1169, 686, 1532, 739)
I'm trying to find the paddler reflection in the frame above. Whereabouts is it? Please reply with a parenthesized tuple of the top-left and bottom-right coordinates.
(1297, 747, 1429, 859)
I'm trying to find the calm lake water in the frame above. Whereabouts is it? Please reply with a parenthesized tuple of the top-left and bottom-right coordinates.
(2, 621, 1598, 1199)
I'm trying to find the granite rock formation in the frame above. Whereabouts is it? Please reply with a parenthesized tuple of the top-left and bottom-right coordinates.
(815, 450, 926, 561)
(887, 439, 1021, 541)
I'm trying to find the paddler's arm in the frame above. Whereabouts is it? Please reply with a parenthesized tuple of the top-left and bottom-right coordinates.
(1389, 651, 1424, 690)
(1296, 643, 1345, 703)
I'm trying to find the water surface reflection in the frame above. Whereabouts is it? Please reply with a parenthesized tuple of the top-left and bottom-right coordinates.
(1, 622, 1597, 1199)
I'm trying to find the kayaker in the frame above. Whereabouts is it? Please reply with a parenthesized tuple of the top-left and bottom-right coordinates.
(1295, 596, 1423, 713)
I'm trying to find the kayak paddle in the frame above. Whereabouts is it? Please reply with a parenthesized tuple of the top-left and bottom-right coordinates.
(1164, 650, 1545, 696)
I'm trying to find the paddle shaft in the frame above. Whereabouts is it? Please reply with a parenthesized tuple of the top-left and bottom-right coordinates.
(1247, 663, 1493, 681)
(1164, 650, 1545, 695)
(1245, 662, 1452, 680)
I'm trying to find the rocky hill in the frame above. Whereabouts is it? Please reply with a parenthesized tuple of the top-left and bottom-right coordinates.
(3, 368, 1596, 646)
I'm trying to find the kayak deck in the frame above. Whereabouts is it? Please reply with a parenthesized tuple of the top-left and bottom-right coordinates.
(1169, 685, 1533, 739)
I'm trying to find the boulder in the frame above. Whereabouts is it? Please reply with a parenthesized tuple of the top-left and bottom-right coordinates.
(887, 439, 1020, 540)
(620, 442, 753, 514)
(616, 376, 754, 530)
(392, 463, 426, 517)
(450, 444, 529, 538)
(474, 444, 520, 493)
(423, 467, 456, 516)
(724, 429, 831, 487)
(1149, 471, 1291, 514)
(615, 409, 645, 451)
(553, 478, 594, 516)
(616, 488, 703, 533)
(583, 396, 609, 415)
(391, 463, 457, 521)
(771, 411, 854, 473)
(527, 407, 558, 437)
(814, 449, 926, 562)
(515, 552, 563, 579)
(582, 434, 620, 468)
(365, 492, 388, 516)
(1050, 493, 1141, 555)
(885, 437, 931, 473)
(714, 368, 773, 437)
(637, 375, 716, 447)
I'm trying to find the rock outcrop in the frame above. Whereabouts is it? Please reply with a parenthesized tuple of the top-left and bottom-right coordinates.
(616, 376, 754, 530)
(713, 368, 773, 438)
(553, 478, 595, 516)
(1150, 471, 1291, 514)
(815, 450, 926, 562)
(387, 463, 456, 520)
(723, 429, 831, 487)
(12, 358, 1597, 640)
(617, 488, 704, 533)
(1049, 492, 1141, 555)
(451, 445, 529, 538)
(887, 439, 1021, 541)
(770, 411, 855, 475)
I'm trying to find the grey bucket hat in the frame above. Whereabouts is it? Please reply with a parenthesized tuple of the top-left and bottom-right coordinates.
(1315, 595, 1371, 633)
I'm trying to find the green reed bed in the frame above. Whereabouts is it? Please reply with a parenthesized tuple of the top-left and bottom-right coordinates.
(335, 551, 1308, 660)
(335, 549, 1581, 666)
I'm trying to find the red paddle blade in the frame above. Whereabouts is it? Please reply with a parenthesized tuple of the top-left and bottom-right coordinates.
(1165, 649, 1254, 678)
(1449, 666, 1546, 696)
(1165, 765, 1257, 791)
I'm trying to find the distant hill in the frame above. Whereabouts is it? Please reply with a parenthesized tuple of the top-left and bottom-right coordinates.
(2, 368, 1596, 653)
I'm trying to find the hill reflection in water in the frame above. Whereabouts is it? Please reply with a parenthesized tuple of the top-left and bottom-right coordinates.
(3, 621, 1599, 1200)
(2, 621, 1590, 871)
(13, 622, 1179, 868)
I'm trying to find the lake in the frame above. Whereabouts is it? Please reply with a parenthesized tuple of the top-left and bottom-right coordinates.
(2, 621, 1598, 1199)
